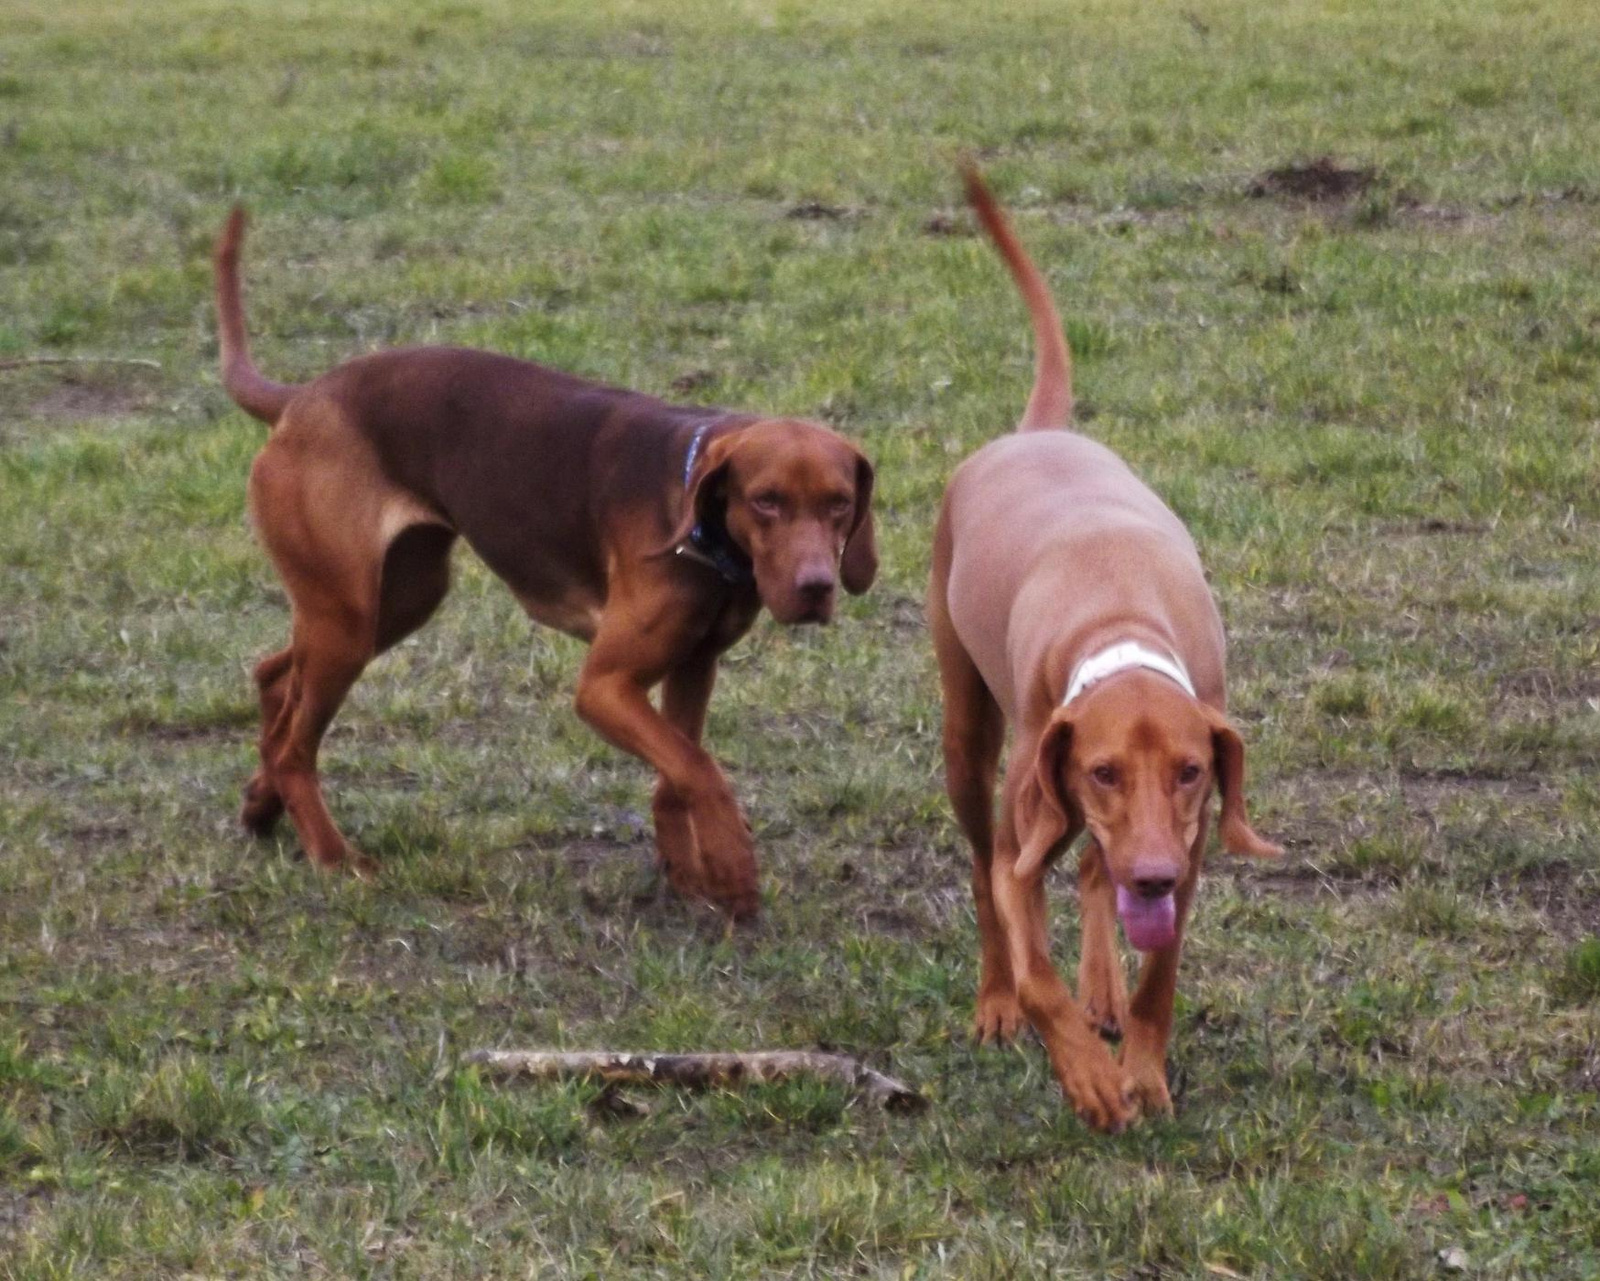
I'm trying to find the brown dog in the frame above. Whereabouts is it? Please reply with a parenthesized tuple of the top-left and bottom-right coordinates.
(928, 167, 1279, 1131)
(213, 208, 876, 919)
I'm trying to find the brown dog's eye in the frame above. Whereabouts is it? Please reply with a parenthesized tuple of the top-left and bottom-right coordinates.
(750, 493, 782, 518)
(1177, 763, 1203, 786)
(828, 496, 852, 519)
(1090, 764, 1118, 788)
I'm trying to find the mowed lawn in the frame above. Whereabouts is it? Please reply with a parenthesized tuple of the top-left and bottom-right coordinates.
(3, 0, 1600, 1274)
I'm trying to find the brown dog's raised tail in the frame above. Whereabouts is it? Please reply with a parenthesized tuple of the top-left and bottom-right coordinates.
(214, 206, 298, 425)
(960, 161, 1074, 431)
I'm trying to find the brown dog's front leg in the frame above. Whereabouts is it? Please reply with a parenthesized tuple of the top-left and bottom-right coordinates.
(650, 653, 719, 901)
(1119, 830, 1206, 1117)
(575, 643, 757, 919)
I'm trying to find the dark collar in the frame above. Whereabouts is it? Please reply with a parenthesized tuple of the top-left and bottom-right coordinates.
(675, 423, 754, 586)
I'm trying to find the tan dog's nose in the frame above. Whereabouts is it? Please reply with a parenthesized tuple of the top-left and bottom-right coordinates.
(1130, 860, 1180, 900)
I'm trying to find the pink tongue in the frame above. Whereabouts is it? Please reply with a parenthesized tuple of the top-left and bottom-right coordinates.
(1116, 886, 1177, 952)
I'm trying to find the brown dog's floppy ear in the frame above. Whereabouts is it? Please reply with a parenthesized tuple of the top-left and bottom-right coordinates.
(1206, 712, 1281, 858)
(655, 433, 739, 557)
(840, 449, 877, 595)
(1014, 712, 1075, 879)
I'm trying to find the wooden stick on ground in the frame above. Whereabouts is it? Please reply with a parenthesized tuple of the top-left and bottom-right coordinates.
(0, 356, 162, 373)
(464, 1049, 928, 1113)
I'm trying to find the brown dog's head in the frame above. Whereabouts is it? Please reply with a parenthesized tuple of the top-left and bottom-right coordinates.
(667, 419, 876, 623)
(1015, 672, 1279, 951)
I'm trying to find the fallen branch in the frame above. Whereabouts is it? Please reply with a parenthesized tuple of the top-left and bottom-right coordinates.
(464, 1049, 927, 1113)
(0, 356, 161, 373)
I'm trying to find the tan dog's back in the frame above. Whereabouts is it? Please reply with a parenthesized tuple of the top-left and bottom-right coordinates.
(941, 430, 1220, 720)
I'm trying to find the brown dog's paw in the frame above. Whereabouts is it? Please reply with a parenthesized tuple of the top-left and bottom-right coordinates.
(345, 850, 380, 882)
(303, 839, 378, 881)
(973, 987, 1025, 1044)
(683, 793, 760, 921)
(239, 776, 284, 837)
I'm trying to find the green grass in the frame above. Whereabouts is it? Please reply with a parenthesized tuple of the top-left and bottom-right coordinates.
(3, 0, 1599, 1274)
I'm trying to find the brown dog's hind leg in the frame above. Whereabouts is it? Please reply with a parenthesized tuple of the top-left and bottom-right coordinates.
(244, 423, 451, 879)
(271, 619, 377, 877)
(240, 646, 293, 835)
(1077, 839, 1129, 1040)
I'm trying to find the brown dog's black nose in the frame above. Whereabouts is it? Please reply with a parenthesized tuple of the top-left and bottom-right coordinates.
(796, 571, 836, 606)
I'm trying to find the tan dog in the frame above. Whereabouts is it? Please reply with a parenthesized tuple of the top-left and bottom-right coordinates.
(928, 167, 1280, 1131)
(213, 208, 876, 919)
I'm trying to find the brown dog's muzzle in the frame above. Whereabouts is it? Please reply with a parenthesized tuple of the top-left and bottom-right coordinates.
(790, 562, 837, 624)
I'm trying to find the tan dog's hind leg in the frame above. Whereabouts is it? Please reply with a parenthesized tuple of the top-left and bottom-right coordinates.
(1076, 839, 1129, 1039)
(1120, 824, 1207, 1117)
(931, 599, 1016, 1041)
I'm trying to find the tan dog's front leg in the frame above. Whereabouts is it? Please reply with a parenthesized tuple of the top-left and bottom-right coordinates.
(1077, 839, 1129, 1039)
(575, 639, 757, 919)
(1119, 833, 1205, 1117)
(971, 855, 1024, 1043)
(991, 855, 1134, 1133)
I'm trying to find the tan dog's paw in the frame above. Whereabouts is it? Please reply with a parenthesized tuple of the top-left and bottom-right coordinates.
(1121, 1049, 1173, 1119)
(1056, 1046, 1137, 1134)
(973, 986, 1025, 1044)
(1079, 974, 1128, 1042)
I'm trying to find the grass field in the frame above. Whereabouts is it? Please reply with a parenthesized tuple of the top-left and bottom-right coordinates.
(4, 0, 1600, 1274)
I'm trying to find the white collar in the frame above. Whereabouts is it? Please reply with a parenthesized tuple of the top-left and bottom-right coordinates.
(1063, 641, 1195, 706)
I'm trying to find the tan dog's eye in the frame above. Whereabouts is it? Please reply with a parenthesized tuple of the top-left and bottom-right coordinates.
(1089, 764, 1118, 788)
(1177, 762, 1203, 786)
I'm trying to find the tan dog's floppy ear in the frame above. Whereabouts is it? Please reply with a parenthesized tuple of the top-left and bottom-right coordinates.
(1014, 712, 1075, 878)
(656, 433, 739, 556)
(1206, 711, 1281, 858)
(840, 449, 877, 595)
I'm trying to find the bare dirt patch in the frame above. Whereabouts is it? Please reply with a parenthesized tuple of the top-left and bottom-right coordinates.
(669, 368, 717, 394)
(786, 201, 859, 222)
(920, 212, 968, 237)
(1249, 157, 1378, 203)
(12, 371, 161, 423)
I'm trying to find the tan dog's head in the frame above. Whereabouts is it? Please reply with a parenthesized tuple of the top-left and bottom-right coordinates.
(1015, 672, 1279, 951)
(668, 419, 876, 623)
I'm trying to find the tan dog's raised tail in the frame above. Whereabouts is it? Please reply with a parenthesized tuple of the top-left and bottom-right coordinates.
(927, 164, 1279, 1132)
